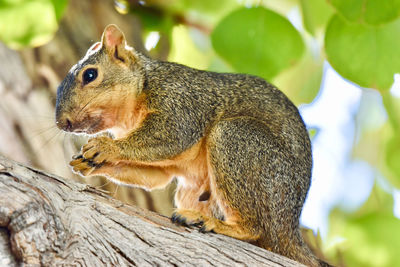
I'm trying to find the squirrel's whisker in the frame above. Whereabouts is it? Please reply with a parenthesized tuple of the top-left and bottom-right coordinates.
(75, 90, 111, 122)
(30, 125, 59, 139)
(36, 130, 63, 152)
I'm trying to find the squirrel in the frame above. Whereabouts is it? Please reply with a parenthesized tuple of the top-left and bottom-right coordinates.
(55, 24, 329, 267)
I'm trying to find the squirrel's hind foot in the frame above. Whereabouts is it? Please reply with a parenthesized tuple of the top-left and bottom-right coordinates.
(171, 209, 260, 242)
(171, 209, 206, 227)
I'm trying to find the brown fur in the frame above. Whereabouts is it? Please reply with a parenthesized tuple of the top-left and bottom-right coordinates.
(55, 25, 329, 266)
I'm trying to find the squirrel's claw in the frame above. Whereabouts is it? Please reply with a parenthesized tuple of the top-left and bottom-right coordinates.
(171, 210, 206, 228)
(171, 212, 189, 226)
(69, 155, 103, 177)
(81, 136, 119, 165)
(171, 210, 218, 234)
(199, 221, 216, 233)
(82, 146, 104, 164)
(199, 224, 214, 233)
(72, 154, 84, 160)
(69, 136, 118, 177)
(70, 156, 94, 176)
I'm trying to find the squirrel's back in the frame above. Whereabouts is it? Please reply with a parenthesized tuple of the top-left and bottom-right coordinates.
(144, 59, 311, 160)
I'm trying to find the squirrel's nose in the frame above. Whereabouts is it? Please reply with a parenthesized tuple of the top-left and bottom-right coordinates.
(65, 118, 73, 131)
(56, 116, 74, 132)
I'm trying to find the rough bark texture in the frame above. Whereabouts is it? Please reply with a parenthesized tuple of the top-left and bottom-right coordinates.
(0, 155, 303, 266)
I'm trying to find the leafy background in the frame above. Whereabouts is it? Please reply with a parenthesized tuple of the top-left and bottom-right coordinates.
(1, 0, 400, 266)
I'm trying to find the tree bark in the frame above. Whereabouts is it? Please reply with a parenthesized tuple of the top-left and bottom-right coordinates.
(0, 155, 302, 266)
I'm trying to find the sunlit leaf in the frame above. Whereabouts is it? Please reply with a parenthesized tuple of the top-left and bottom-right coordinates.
(168, 25, 211, 70)
(308, 127, 320, 141)
(300, 0, 334, 35)
(0, 0, 68, 49)
(325, 15, 400, 90)
(114, 0, 130, 15)
(328, 186, 400, 266)
(211, 7, 304, 80)
(385, 132, 400, 187)
(273, 49, 323, 104)
(329, 0, 400, 25)
(168, 0, 239, 26)
(50, 0, 68, 20)
(173, 0, 236, 14)
(133, 7, 169, 31)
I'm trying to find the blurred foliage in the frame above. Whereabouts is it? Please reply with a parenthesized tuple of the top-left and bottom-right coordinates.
(325, 14, 400, 90)
(300, 0, 334, 35)
(0, 0, 67, 49)
(2, 0, 400, 266)
(211, 7, 304, 80)
(328, 185, 400, 266)
(329, 0, 400, 25)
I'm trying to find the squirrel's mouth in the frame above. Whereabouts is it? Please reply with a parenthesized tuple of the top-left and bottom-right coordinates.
(85, 118, 104, 134)
(76, 117, 105, 135)
(59, 116, 105, 135)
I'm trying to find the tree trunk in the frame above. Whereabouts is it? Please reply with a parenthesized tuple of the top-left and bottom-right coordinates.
(0, 155, 302, 266)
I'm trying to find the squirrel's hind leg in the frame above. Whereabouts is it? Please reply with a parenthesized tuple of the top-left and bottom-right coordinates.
(205, 118, 282, 244)
(207, 118, 320, 266)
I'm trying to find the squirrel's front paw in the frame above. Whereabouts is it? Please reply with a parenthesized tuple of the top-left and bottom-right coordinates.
(69, 154, 101, 176)
(82, 136, 120, 164)
(69, 136, 120, 177)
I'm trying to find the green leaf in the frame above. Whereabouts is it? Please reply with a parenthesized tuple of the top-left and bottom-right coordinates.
(308, 127, 319, 140)
(211, 7, 305, 80)
(300, 0, 334, 35)
(325, 15, 400, 90)
(168, 26, 211, 70)
(329, 0, 400, 25)
(132, 7, 166, 31)
(166, 0, 239, 26)
(0, 0, 68, 49)
(173, 0, 237, 14)
(273, 49, 323, 104)
(328, 0, 363, 22)
(328, 186, 400, 266)
(385, 136, 400, 188)
(50, 0, 68, 20)
(386, 136, 400, 178)
(341, 213, 400, 266)
(364, 0, 400, 25)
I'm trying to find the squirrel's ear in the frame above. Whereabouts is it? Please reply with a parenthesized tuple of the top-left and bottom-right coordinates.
(101, 24, 129, 63)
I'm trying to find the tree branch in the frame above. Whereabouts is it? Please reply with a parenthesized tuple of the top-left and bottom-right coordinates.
(0, 155, 302, 266)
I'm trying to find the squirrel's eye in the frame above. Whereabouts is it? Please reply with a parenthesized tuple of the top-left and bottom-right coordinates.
(82, 68, 98, 85)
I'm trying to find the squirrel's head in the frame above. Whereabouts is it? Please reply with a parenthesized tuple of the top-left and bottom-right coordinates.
(55, 24, 146, 137)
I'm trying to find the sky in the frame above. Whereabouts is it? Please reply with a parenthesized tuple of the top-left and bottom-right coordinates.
(299, 63, 400, 237)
